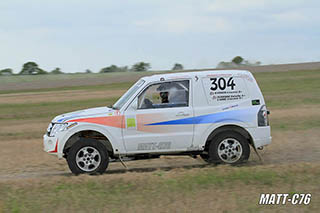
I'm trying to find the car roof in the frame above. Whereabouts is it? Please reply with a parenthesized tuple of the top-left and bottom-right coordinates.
(142, 69, 252, 82)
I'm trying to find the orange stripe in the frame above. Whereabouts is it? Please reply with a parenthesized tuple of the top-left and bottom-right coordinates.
(68, 116, 124, 128)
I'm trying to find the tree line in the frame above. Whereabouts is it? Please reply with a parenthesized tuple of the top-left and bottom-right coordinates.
(0, 62, 184, 76)
(0, 56, 260, 76)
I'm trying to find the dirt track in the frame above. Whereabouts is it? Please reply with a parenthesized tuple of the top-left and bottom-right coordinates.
(1, 68, 320, 181)
(0, 67, 320, 212)
(1, 126, 319, 181)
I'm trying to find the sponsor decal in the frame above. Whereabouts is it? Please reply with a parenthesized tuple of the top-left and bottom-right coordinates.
(137, 142, 171, 150)
(209, 77, 246, 102)
(252, 99, 260, 105)
(126, 117, 136, 129)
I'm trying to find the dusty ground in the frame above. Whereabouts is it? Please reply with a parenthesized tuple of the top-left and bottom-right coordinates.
(0, 104, 319, 180)
(0, 68, 319, 212)
(0, 89, 126, 104)
(0, 73, 319, 178)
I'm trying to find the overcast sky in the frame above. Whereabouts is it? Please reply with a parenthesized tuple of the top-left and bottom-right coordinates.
(1, 0, 319, 73)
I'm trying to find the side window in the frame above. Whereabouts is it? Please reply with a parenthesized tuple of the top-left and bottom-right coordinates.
(138, 80, 189, 109)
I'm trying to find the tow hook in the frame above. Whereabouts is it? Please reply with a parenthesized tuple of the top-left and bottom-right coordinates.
(257, 146, 264, 150)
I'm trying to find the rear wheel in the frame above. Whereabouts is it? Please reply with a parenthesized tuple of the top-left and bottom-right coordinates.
(208, 131, 250, 164)
(67, 138, 109, 175)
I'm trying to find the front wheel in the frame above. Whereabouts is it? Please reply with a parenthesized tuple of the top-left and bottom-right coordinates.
(67, 138, 109, 175)
(208, 131, 250, 164)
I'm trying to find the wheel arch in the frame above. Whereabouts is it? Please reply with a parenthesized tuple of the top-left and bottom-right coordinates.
(63, 130, 115, 158)
(204, 125, 253, 151)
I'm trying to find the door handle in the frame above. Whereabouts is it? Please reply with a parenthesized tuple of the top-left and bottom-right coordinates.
(176, 112, 190, 117)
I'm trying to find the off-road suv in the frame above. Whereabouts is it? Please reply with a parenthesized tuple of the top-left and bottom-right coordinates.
(44, 70, 271, 174)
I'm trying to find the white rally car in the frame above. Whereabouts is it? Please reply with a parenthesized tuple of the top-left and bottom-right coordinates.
(44, 70, 271, 174)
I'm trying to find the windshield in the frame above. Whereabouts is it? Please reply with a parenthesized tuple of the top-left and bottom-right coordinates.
(112, 79, 145, 110)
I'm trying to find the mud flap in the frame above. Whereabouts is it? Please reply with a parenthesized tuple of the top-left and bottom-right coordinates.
(251, 144, 264, 163)
(119, 155, 128, 169)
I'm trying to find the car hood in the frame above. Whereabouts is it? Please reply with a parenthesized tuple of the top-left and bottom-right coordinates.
(52, 107, 116, 123)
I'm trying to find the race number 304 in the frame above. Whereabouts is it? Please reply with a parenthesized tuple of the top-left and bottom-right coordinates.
(259, 193, 311, 205)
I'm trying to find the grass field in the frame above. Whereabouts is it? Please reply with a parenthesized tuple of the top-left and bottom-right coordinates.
(0, 69, 319, 212)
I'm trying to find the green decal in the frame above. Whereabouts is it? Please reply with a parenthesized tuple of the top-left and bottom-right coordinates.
(252, 99, 260, 105)
(127, 118, 136, 128)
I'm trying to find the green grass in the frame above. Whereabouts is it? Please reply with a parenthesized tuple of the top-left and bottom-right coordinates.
(253, 69, 320, 109)
(0, 72, 136, 84)
(0, 81, 134, 94)
(271, 117, 320, 131)
(0, 164, 319, 212)
(0, 97, 119, 121)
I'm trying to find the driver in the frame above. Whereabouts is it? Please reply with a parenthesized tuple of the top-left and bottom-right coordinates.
(160, 92, 169, 103)
(157, 84, 170, 104)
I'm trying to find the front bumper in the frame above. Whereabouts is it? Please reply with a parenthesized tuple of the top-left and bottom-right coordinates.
(43, 134, 59, 156)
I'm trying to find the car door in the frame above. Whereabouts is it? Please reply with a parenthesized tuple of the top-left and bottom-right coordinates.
(122, 79, 194, 154)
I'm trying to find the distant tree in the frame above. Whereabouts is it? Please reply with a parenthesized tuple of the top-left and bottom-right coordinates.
(20, 62, 47, 75)
(120, 66, 129, 72)
(217, 61, 230, 68)
(85, 69, 92, 73)
(232, 56, 244, 65)
(100, 65, 128, 73)
(51, 67, 63, 74)
(100, 65, 119, 73)
(0, 68, 13, 76)
(217, 61, 240, 68)
(131, 62, 151, 72)
(172, 63, 184, 70)
(217, 56, 261, 68)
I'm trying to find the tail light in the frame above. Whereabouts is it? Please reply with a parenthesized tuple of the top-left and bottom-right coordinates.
(258, 105, 270, 126)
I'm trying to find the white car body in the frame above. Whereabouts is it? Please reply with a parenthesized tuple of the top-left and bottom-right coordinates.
(44, 70, 271, 162)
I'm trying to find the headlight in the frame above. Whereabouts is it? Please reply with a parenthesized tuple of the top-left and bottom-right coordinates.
(49, 123, 68, 137)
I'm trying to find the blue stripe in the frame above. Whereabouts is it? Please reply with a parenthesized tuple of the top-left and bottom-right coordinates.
(145, 108, 255, 126)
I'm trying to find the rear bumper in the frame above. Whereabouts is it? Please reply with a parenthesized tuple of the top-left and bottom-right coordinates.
(247, 126, 272, 148)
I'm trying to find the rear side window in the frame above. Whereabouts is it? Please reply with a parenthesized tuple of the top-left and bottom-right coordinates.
(201, 75, 249, 105)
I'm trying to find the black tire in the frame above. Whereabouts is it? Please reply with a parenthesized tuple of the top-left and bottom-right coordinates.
(67, 138, 109, 175)
(208, 131, 250, 165)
